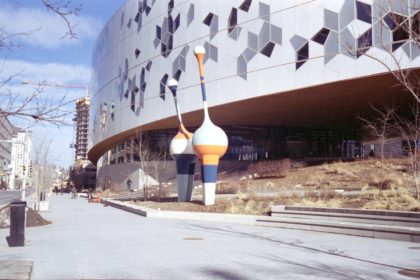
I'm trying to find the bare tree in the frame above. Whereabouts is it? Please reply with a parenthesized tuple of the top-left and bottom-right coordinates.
(393, 104, 420, 200)
(133, 132, 169, 201)
(360, 105, 397, 161)
(41, 0, 82, 39)
(0, 0, 81, 47)
(0, 0, 81, 126)
(133, 132, 152, 201)
(360, 105, 398, 195)
(32, 138, 55, 211)
(352, 1, 420, 199)
(0, 80, 77, 126)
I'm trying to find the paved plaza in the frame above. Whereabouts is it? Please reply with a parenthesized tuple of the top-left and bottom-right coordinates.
(0, 195, 419, 279)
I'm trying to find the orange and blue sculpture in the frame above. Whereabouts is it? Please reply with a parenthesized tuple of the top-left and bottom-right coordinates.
(193, 46, 228, 205)
(167, 79, 196, 202)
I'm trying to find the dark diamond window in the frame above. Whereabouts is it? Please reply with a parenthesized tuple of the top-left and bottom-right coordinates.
(134, 12, 140, 23)
(357, 28, 372, 57)
(393, 26, 409, 50)
(228, 8, 238, 33)
(356, 1, 371, 23)
(124, 89, 129, 98)
(203, 13, 214, 26)
(127, 18, 132, 28)
(156, 25, 161, 39)
(141, 82, 146, 92)
(124, 59, 129, 81)
(131, 92, 135, 111)
(167, 35, 173, 51)
(260, 42, 275, 57)
(412, 12, 420, 36)
(160, 74, 169, 100)
(168, 16, 174, 33)
(311, 28, 330, 45)
(144, 6, 151, 15)
(296, 42, 309, 70)
(384, 13, 406, 30)
(161, 43, 167, 57)
(168, 0, 174, 11)
(174, 14, 180, 32)
(146, 61, 152, 71)
(239, 0, 252, 12)
(384, 13, 409, 51)
(174, 69, 182, 81)
(140, 68, 145, 84)
(135, 49, 140, 58)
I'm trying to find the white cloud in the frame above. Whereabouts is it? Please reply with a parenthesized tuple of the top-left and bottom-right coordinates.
(2, 59, 91, 168)
(0, 58, 91, 85)
(0, 4, 102, 49)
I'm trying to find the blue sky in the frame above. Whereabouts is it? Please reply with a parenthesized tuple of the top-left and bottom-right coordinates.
(0, 0, 126, 168)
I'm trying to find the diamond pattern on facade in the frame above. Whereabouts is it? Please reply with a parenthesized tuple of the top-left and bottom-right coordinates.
(172, 45, 190, 79)
(154, 4, 181, 58)
(187, 3, 194, 26)
(204, 42, 218, 63)
(236, 2, 282, 79)
(160, 74, 169, 100)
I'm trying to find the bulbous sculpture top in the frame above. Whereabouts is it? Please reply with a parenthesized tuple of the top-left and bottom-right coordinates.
(194, 45, 205, 55)
(170, 124, 194, 158)
(192, 118, 228, 157)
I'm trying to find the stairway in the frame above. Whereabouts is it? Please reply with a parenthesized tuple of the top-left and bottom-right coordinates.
(256, 205, 420, 242)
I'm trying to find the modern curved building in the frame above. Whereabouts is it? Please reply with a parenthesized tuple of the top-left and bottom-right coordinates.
(89, 0, 419, 191)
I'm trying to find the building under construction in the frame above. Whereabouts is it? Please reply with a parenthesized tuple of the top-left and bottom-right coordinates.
(74, 97, 90, 163)
(70, 96, 96, 190)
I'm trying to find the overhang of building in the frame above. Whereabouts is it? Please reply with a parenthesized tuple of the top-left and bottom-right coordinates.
(87, 70, 415, 164)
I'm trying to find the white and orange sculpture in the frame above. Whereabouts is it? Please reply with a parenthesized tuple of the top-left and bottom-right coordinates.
(167, 79, 196, 202)
(193, 46, 228, 205)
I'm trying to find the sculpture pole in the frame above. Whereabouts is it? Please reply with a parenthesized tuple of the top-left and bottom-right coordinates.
(193, 46, 228, 205)
(168, 79, 196, 202)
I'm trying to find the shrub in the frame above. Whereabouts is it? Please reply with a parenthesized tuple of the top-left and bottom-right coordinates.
(368, 172, 403, 190)
(247, 159, 291, 178)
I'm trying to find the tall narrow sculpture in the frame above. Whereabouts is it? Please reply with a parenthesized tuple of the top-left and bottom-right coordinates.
(167, 79, 196, 202)
(193, 46, 228, 205)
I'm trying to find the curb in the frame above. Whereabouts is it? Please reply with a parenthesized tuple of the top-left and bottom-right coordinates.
(101, 198, 258, 225)
(0, 260, 33, 280)
(101, 198, 420, 242)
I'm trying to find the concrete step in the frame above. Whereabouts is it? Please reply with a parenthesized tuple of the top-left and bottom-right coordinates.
(256, 216, 420, 243)
(271, 211, 420, 227)
(110, 191, 144, 201)
(271, 205, 420, 227)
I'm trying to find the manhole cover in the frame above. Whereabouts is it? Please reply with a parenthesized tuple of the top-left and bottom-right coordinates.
(408, 247, 420, 249)
(183, 237, 203, 240)
(398, 269, 420, 279)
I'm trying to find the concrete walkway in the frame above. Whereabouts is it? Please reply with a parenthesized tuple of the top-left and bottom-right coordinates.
(0, 195, 419, 279)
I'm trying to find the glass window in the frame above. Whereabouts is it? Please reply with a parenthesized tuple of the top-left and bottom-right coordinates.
(160, 74, 169, 100)
(228, 8, 237, 33)
(356, 1, 371, 23)
(311, 28, 330, 45)
(203, 13, 214, 26)
(296, 42, 309, 70)
(131, 91, 135, 111)
(239, 0, 252, 12)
